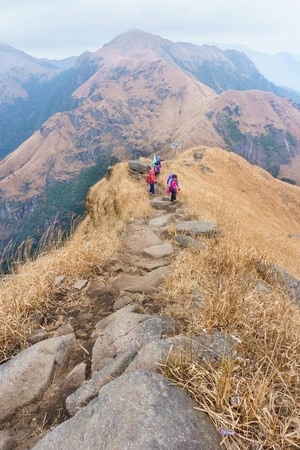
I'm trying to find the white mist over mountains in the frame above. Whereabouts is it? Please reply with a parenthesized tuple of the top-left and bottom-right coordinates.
(204, 42, 300, 92)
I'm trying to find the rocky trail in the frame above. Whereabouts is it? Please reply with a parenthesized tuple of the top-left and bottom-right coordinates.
(5, 161, 298, 449)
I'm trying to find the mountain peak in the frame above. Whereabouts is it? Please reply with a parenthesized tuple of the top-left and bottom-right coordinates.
(103, 29, 172, 52)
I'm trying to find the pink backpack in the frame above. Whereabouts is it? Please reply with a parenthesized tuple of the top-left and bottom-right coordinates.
(169, 179, 178, 191)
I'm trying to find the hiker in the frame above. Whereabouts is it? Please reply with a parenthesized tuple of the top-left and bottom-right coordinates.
(154, 156, 162, 175)
(154, 161, 161, 175)
(167, 174, 180, 201)
(146, 167, 156, 195)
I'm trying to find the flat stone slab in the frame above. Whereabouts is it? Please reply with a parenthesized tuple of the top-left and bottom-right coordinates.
(149, 214, 173, 228)
(127, 256, 170, 271)
(150, 197, 176, 211)
(111, 266, 171, 293)
(176, 220, 221, 236)
(73, 279, 88, 290)
(143, 242, 174, 259)
(126, 224, 162, 254)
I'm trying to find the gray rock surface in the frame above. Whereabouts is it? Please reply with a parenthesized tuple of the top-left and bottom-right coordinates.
(86, 279, 106, 299)
(61, 362, 87, 396)
(66, 349, 137, 416)
(113, 294, 134, 311)
(149, 214, 173, 227)
(258, 262, 300, 304)
(173, 234, 204, 249)
(131, 256, 170, 270)
(32, 371, 225, 450)
(94, 304, 139, 332)
(151, 197, 176, 210)
(111, 266, 171, 293)
(0, 430, 15, 450)
(72, 279, 88, 290)
(177, 220, 221, 236)
(143, 242, 174, 258)
(27, 329, 49, 344)
(126, 339, 172, 373)
(92, 313, 175, 373)
(54, 275, 65, 287)
(126, 333, 239, 373)
(126, 225, 162, 253)
(0, 334, 75, 422)
(128, 255, 170, 270)
(128, 161, 149, 173)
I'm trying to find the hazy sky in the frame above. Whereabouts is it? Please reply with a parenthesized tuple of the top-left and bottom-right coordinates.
(0, 0, 299, 59)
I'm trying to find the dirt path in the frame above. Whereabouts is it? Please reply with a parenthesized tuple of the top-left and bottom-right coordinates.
(4, 170, 189, 449)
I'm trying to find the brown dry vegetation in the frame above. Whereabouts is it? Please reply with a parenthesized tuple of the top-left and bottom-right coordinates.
(1, 147, 300, 449)
(158, 147, 300, 449)
(0, 164, 151, 360)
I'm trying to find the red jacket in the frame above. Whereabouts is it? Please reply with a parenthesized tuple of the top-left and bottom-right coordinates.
(146, 169, 156, 184)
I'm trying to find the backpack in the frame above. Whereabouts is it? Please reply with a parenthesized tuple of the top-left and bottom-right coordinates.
(154, 164, 160, 175)
(170, 179, 178, 191)
(146, 170, 155, 184)
(167, 174, 173, 185)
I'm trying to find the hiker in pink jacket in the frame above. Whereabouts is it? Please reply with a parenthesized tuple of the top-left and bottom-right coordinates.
(167, 174, 180, 201)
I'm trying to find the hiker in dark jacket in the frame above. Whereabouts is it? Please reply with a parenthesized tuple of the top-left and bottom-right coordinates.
(154, 156, 161, 175)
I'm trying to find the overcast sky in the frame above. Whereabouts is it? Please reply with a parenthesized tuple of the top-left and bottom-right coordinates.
(0, 0, 299, 59)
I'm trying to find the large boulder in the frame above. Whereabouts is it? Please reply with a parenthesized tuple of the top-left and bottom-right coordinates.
(32, 371, 225, 450)
(0, 334, 75, 423)
(128, 161, 149, 174)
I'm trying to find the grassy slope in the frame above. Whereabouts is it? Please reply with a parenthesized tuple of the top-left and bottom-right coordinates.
(0, 147, 299, 448)
(157, 147, 300, 449)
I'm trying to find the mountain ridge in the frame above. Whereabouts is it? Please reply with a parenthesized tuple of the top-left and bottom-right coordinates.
(213, 42, 300, 93)
(0, 29, 300, 259)
(0, 147, 299, 448)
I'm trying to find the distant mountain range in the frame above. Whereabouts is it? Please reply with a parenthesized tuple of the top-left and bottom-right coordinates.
(212, 42, 300, 93)
(0, 29, 300, 261)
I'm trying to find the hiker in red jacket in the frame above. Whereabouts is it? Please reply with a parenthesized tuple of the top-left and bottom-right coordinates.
(146, 168, 156, 195)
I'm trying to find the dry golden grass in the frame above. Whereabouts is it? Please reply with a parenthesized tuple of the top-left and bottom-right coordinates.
(159, 147, 300, 449)
(0, 162, 151, 361)
(160, 146, 300, 278)
(163, 241, 300, 448)
(1, 147, 300, 448)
